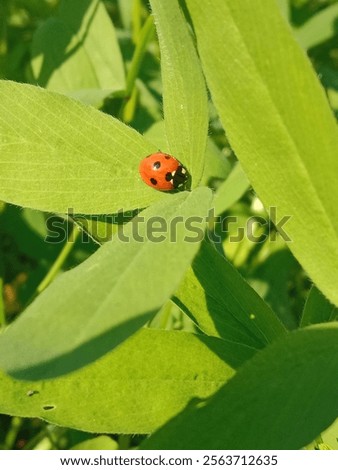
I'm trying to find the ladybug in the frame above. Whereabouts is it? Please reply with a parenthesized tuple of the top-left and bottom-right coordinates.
(139, 152, 188, 191)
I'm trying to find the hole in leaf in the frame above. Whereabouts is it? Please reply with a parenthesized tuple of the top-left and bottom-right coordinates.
(42, 405, 55, 411)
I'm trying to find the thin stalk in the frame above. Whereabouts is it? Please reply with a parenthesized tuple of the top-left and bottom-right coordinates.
(23, 424, 64, 450)
(0, 247, 5, 328)
(118, 434, 131, 450)
(0, 0, 8, 77)
(5, 417, 23, 449)
(119, 15, 154, 121)
(0, 277, 5, 329)
(36, 225, 80, 295)
(122, 85, 139, 123)
(126, 15, 154, 96)
(0, 0, 8, 57)
(131, 0, 142, 44)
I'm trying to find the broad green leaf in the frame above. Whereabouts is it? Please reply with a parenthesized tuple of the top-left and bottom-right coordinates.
(0, 188, 212, 379)
(31, 0, 126, 97)
(295, 4, 338, 50)
(276, 0, 289, 19)
(328, 87, 338, 114)
(71, 211, 136, 245)
(0, 329, 246, 434)
(1, 205, 51, 258)
(72, 436, 118, 450)
(320, 418, 338, 450)
(200, 139, 232, 189)
(150, 0, 208, 187)
(186, 0, 338, 306)
(213, 162, 250, 215)
(0, 81, 169, 214)
(66, 89, 122, 107)
(143, 120, 171, 154)
(300, 285, 338, 327)
(248, 247, 300, 330)
(141, 323, 338, 449)
(174, 241, 286, 349)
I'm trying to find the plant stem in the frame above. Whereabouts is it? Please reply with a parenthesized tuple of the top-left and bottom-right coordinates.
(36, 224, 80, 295)
(122, 85, 139, 123)
(5, 417, 22, 449)
(0, 0, 8, 79)
(0, 249, 5, 328)
(23, 427, 55, 450)
(131, 0, 142, 44)
(118, 434, 131, 450)
(0, 277, 5, 329)
(126, 14, 154, 96)
(119, 14, 154, 121)
(158, 300, 173, 329)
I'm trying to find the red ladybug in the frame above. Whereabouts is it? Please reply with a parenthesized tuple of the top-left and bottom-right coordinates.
(139, 152, 188, 191)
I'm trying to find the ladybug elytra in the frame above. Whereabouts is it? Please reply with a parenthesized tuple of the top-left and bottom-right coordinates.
(139, 152, 188, 191)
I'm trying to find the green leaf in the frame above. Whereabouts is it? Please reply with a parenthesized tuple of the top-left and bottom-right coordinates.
(300, 286, 338, 327)
(320, 418, 338, 450)
(141, 323, 338, 449)
(276, 0, 289, 19)
(150, 0, 208, 187)
(143, 120, 168, 151)
(248, 248, 300, 330)
(71, 212, 136, 245)
(0, 80, 169, 214)
(0, 329, 243, 434)
(72, 436, 118, 450)
(295, 4, 338, 50)
(0, 187, 213, 379)
(200, 139, 232, 189)
(213, 162, 250, 215)
(185, 0, 338, 306)
(31, 0, 126, 97)
(174, 241, 286, 349)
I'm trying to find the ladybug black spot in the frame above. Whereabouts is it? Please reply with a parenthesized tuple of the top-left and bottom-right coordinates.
(164, 155, 171, 159)
(153, 161, 161, 169)
(150, 178, 157, 185)
(165, 172, 173, 182)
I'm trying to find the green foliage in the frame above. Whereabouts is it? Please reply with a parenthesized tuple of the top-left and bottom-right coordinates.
(0, 0, 337, 451)
(141, 324, 338, 449)
(295, 3, 338, 49)
(185, 0, 338, 307)
(0, 188, 212, 378)
(0, 81, 167, 214)
(71, 436, 118, 450)
(149, 0, 208, 187)
(301, 285, 338, 326)
(174, 240, 286, 348)
(213, 163, 249, 215)
(0, 329, 237, 433)
(31, 0, 126, 103)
